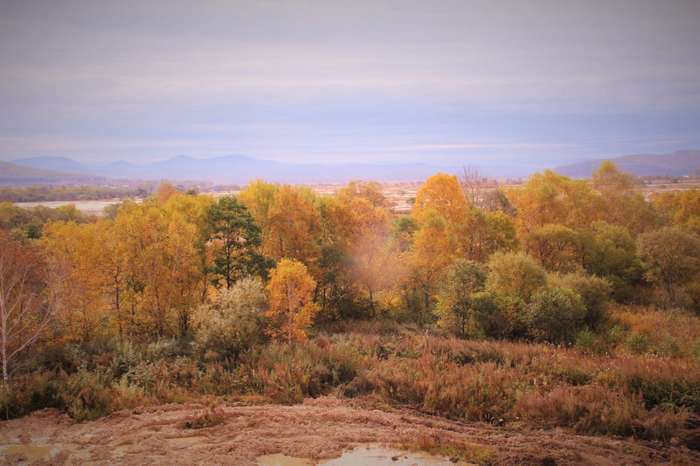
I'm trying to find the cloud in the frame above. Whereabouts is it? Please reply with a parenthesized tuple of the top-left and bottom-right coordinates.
(0, 0, 699, 164)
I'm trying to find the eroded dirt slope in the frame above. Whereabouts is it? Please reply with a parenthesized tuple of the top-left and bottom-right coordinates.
(1, 397, 698, 465)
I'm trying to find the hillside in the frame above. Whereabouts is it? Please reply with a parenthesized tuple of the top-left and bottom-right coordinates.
(0, 161, 106, 186)
(555, 150, 700, 177)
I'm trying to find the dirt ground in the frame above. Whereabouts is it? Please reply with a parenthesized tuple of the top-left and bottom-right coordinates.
(1, 397, 698, 465)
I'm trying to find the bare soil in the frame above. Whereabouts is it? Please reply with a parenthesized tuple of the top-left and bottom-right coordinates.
(1, 397, 698, 465)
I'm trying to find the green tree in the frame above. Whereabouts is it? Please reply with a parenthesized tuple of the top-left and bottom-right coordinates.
(486, 252, 547, 302)
(527, 287, 586, 344)
(205, 196, 269, 289)
(435, 260, 487, 337)
(638, 227, 700, 306)
(549, 272, 611, 329)
(583, 221, 642, 302)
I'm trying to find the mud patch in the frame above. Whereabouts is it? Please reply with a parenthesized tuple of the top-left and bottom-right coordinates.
(257, 453, 314, 466)
(0, 399, 698, 466)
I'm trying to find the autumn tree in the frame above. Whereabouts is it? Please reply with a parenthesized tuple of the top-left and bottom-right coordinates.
(458, 209, 519, 262)
(486, 251, 547, 302)
(266, 259, 318, 342)
(508, 170, 600, 236)
(110, 198, 206, 338)
(0, 233, 52, 389)
(205, 196, 268, 289)
(592, 161, 658, 233)
(331, 182, 396, 312)
(638, 227, 700, 306)
(238, 179, 278, 226)
(154, 181, 179, 204)
(413, 172, 469, 225)
(409, 212, 454, 314)
(42, 221, 108, 342)
(652, 189, 700, 235)
(524, 224, 584, 272)
(263, 185, 321, 270)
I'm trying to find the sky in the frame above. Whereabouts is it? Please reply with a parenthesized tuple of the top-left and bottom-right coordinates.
(1, 0, 699, 170)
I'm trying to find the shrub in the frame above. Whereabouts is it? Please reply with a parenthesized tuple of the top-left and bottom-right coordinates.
(0, 372, 62, 419)
(250, 340, 359, 403)
(526, 287, 586, 344)
(515, 384, 688, 440)
(193, 277, 267, 364)
(181, 403, 226, 429)
(58, 369, 115, 421)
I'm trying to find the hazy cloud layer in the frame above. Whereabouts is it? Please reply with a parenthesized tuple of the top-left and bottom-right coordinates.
(1, 0, 699, 169)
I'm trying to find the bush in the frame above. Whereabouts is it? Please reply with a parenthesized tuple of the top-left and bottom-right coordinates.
(58, 369, 115, 421)
(193, 277, 267, 364)
(526, 287, 586, 344)
(250, 340, 359, 403)
(515, 384, 688, 440)
(0, 372, 62, 419)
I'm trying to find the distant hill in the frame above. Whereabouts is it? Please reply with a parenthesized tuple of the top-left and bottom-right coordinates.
(555, 150, 700, 178)
(0, 161, 106, 186)
(12, 155, 457, 184)
(9, 149, 700, 185)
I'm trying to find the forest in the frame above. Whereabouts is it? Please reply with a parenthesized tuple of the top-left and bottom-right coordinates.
(2, 161, 700, 454)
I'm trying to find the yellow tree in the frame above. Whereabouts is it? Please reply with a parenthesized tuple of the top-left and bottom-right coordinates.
(508, 170, 600, 236)
(112, 199, 205, 338)
(592, 161, 658, 233)
(413, 173, 469, 225)
(41, 221, 108, 342)
(336, 185, 396, 311)
(266, 259, 318, 342)
(651, 189, 700, 235)
(265, 185, 321, 269)
(238, 179, 279, 249)
(410, 211, 455, 311)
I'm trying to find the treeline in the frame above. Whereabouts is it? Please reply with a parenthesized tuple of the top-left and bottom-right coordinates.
(0, 184, 153, 202)
(1, 162, 700, 388)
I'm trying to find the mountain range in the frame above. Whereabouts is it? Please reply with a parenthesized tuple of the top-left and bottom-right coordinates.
(2, 150, 699, 186)
(6, 155, 456, 185)
(0, 160, 106, 186)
